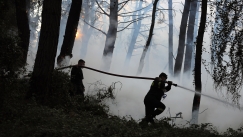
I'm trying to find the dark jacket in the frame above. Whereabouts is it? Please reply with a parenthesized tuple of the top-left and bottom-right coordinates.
(145, 77, 171, 100)
(71, 66, 84, 87)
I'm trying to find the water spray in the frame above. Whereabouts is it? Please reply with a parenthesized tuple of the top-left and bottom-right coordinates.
(56, 65, 242, 110)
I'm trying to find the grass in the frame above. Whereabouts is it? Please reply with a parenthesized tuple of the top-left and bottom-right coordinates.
(0, 71, 242, 137)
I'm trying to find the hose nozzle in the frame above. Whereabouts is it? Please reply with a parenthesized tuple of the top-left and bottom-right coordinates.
(166, 81, 177, 87)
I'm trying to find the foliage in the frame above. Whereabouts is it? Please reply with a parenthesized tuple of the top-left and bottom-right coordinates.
(209, 0, 243, 105)
(0, 1, 24, 79)
(0, 71, 243, 137)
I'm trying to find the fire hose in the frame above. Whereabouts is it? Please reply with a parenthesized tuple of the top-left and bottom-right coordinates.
(55, 65, 178, 87)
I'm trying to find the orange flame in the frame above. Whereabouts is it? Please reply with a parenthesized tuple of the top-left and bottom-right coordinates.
(75, 30, 82, 39)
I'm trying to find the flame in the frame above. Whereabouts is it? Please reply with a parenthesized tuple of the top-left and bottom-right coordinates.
(75, 30, 82, 39)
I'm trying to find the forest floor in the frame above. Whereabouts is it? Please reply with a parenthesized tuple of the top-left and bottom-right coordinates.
(0, 71, 242, 137)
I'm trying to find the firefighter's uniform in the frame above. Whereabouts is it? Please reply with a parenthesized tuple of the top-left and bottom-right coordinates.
(144, 77, 172, 123)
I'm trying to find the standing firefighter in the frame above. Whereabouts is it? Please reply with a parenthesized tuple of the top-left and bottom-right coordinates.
(70, 59, 85, 98)
(143, 72, 173, 124)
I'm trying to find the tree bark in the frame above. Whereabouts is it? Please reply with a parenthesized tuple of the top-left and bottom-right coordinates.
(15, 0, 30, 65)
(173, 0, 191, 78)
(57, 0, 82, 66)
(191, 0, 207, 125)
(27, 0, 62, 104)
(101, 0, 118, 71)
(168, 0, 173, 76)
(183, 0, 198, 78)
(136, 0, 159, 75)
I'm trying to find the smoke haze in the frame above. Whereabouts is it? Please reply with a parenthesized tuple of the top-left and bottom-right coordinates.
(26, 0, 243, 133)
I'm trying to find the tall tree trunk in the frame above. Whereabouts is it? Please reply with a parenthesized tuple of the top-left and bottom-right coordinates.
(27, 0, 62, 105)
(123, 0, 142, 68)
(168, 0, 173, 76)
(183, 0, 198, 78)
(173, 0, 191, 78)
(80, 0, 96, 59)
(57, 0, 82, 66)
(15, 0, 30, 65)
(136, 0, 159, 75)
(191, 0, 207, 125)
(144, 39, 152, 74)
(191, 1, 200, 76)
(100, 0, 118, 71)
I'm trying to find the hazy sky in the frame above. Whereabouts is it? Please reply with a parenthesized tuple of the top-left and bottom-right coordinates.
(27, 0, 243, 132)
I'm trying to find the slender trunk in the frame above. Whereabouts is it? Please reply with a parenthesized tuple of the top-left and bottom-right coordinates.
(191, 1, 200, 75)
(123, 0, 142, 68)
(101, 0, 118, 71)
(183, 0, 198, 78)
(168, 0, 173, 76)
(191, 0, 207, 125)
(136, 0, 159, 75)
(15, 0, 30, 65)
(80, 0, 96, 59)
(144, 40, 152, 74)
(27, 0, 62, 105)
(173, 0, 191, 78)
(57, 0, 82, 66)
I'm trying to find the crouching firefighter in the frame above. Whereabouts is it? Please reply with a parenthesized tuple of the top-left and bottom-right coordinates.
(143, 72, 173, 124)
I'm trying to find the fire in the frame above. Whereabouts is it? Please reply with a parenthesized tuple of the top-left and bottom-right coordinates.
(75, 30, 82, 39)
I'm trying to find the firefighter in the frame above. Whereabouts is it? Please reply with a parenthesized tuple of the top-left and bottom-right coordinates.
(70, 59, 85, 98)
(143, 72, 173, 124)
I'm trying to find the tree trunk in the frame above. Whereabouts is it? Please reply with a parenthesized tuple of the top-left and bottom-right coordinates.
(123, 0, 142, 68)
(27, 0, 62, 105)
(136, 0, 159, 76)
(57, 0, 82, 66)
(101, 0, 118, 71)
(168, 0, 173, 76)
(191, 0, 207, 125)
(15, 0, 30, 65)
(80, 0, 96, 59)
(183, 0, 198, 78)
(173, 0, 191, 78)
(191, 1, 200, 76)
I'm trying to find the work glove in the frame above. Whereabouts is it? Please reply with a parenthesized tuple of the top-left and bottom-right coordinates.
(167, 81, 173, 85)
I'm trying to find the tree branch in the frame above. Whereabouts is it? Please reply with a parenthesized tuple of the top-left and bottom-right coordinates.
(96, 0, 109, 17)
(83, 20, 107, 35)
(117, 16, 151, 32)
(118, 0, 129, 12)
(118, 4, 151, 15)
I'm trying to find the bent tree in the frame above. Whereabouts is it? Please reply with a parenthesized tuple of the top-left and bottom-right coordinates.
(137, 0, 159, 75)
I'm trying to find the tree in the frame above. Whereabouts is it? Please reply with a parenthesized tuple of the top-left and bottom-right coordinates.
(210, 0, 243, 105)
(0, 0, 24, 109)
(183, 0, 198, 78)
(15, 0, 30, 65)
(100, 0, 119, 71)
(123, 0, 143, 68)
(168, 0, 173, 76)
(136, 0, 159, 75)
(57, 0, 82, 66)
(80, 0, 96, 59)
(27, 0, 62, 104)
(191, 0, 207, 124)
(174, 0, 191, 78)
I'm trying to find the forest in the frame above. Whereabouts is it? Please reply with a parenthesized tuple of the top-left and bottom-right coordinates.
(0, 0, 243, 136)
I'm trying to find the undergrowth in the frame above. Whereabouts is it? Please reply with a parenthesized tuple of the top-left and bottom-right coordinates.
(0, 71, 242, 137)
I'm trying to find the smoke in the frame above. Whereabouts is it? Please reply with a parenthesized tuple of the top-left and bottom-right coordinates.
(26, 0, 243, 133)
